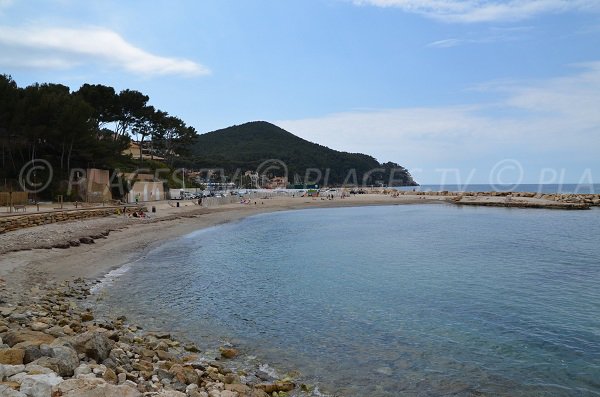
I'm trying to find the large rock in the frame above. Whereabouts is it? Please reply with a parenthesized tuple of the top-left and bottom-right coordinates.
(53, 377, 142, 397)
(22, 345, 42, 364)
(69, 330, 113, 362)
(24, 363, 55, 375)
(0, 307, 16, 317)
(168, 364, 199, 385)
(15, 372, 63, 397)
(0, 348, 24, 365)
(27, 357, 60, 376)
(0, 364, 25, 380)
(30, 322, 50, 332)
(156, 391, 187, 397)
(256, 381, 295, 393)
(38, 342, 79, 377)
(4, 331, 55, 348)
(219, 347, 238, 359)
(225, 383, 251, 394)
(0, 386, 27, 397)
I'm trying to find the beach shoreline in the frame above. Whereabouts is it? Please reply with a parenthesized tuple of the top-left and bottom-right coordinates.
(0, 194, 437, 397)
(1, 193, 598, 396)
(0, 194, 430, 293)
(2, 188, 596, 302)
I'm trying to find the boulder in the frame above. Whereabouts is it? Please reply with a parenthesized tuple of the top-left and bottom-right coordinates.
(184, 343, 200, 353)
(188, 390, 208, 397)
(0, 348, 24, 365)
(256, 381, 295, 393)
(73, 363, 92, 377)
(28, 357, 60, 375)
(102, 367, 117, 384)
(37, 343, 79, 376)
(0, 364, 25, 380)
(53, 377, 142, 397)
(0, 386, 27, 397)
(16, 373, 63, 397)
(30, 322, 50, 332)
(156, 391, 187, 397)
(4, 330, 55, 348)
(219, 347, 238, 359)
(0, 307, 16, 317)
(23, 345, 42, 364)
(24, 364, 54, 375)
(225, 383, 251, 394)
(69, 330, 113, 362)
(80, 312, 94, 322)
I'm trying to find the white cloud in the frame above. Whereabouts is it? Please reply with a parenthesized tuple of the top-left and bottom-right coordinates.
(427, 26, 533, 47)
(427, 38, 463, 47)
(276, 62, 600, 182)
(352, 0, 600, 23)
(0, 26, 210, 76)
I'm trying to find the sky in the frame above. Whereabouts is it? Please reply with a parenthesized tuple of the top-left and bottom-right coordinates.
(1, 0, 599, 184)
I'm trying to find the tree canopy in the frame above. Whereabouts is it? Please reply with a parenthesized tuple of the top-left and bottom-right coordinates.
(191, 121, 417, 187)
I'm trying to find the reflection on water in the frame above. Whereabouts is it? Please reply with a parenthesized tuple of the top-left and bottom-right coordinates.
(97, 205, 600, 396)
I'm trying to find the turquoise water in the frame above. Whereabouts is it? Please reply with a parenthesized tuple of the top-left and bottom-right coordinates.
(101, 204, 600, 396)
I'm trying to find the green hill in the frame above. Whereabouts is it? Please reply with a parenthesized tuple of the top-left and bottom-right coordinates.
(191, 121, 417, 187)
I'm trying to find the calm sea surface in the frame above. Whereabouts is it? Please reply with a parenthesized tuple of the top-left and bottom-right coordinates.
(98, 204, 600, 396)
(396, 183, 600, 193)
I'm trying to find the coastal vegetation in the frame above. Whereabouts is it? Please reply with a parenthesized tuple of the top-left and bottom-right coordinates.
(192, 121, 417, 187)
(1, 75, 416, 198)
(0, 75, 197, 197)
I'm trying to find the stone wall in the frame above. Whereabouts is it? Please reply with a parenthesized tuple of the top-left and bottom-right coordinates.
(0, 207, 143, 235)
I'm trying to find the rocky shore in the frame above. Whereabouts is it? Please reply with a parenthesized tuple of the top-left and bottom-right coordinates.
(0, 279, 300, 397)
(390, 190, 600, 209)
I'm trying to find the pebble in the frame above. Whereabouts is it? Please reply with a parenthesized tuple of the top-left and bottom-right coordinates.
(0, 279, 298, 397)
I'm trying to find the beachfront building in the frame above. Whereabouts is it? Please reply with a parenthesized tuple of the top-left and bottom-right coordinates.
(123, 173, 166, 203)
(69, 168, 113, 203)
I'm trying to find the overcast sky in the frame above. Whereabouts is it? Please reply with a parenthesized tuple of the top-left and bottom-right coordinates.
(1, 0, 599, 184)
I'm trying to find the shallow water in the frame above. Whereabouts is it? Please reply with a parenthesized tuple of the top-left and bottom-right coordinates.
(98, 204, 600, 396)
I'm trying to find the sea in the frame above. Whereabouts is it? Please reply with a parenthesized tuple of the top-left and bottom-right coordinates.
(395, 183, 600, 194)
(95, 203, 600, 397)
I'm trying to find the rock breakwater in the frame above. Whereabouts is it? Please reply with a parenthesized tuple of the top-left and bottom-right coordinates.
(389, 190, 599, 209)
